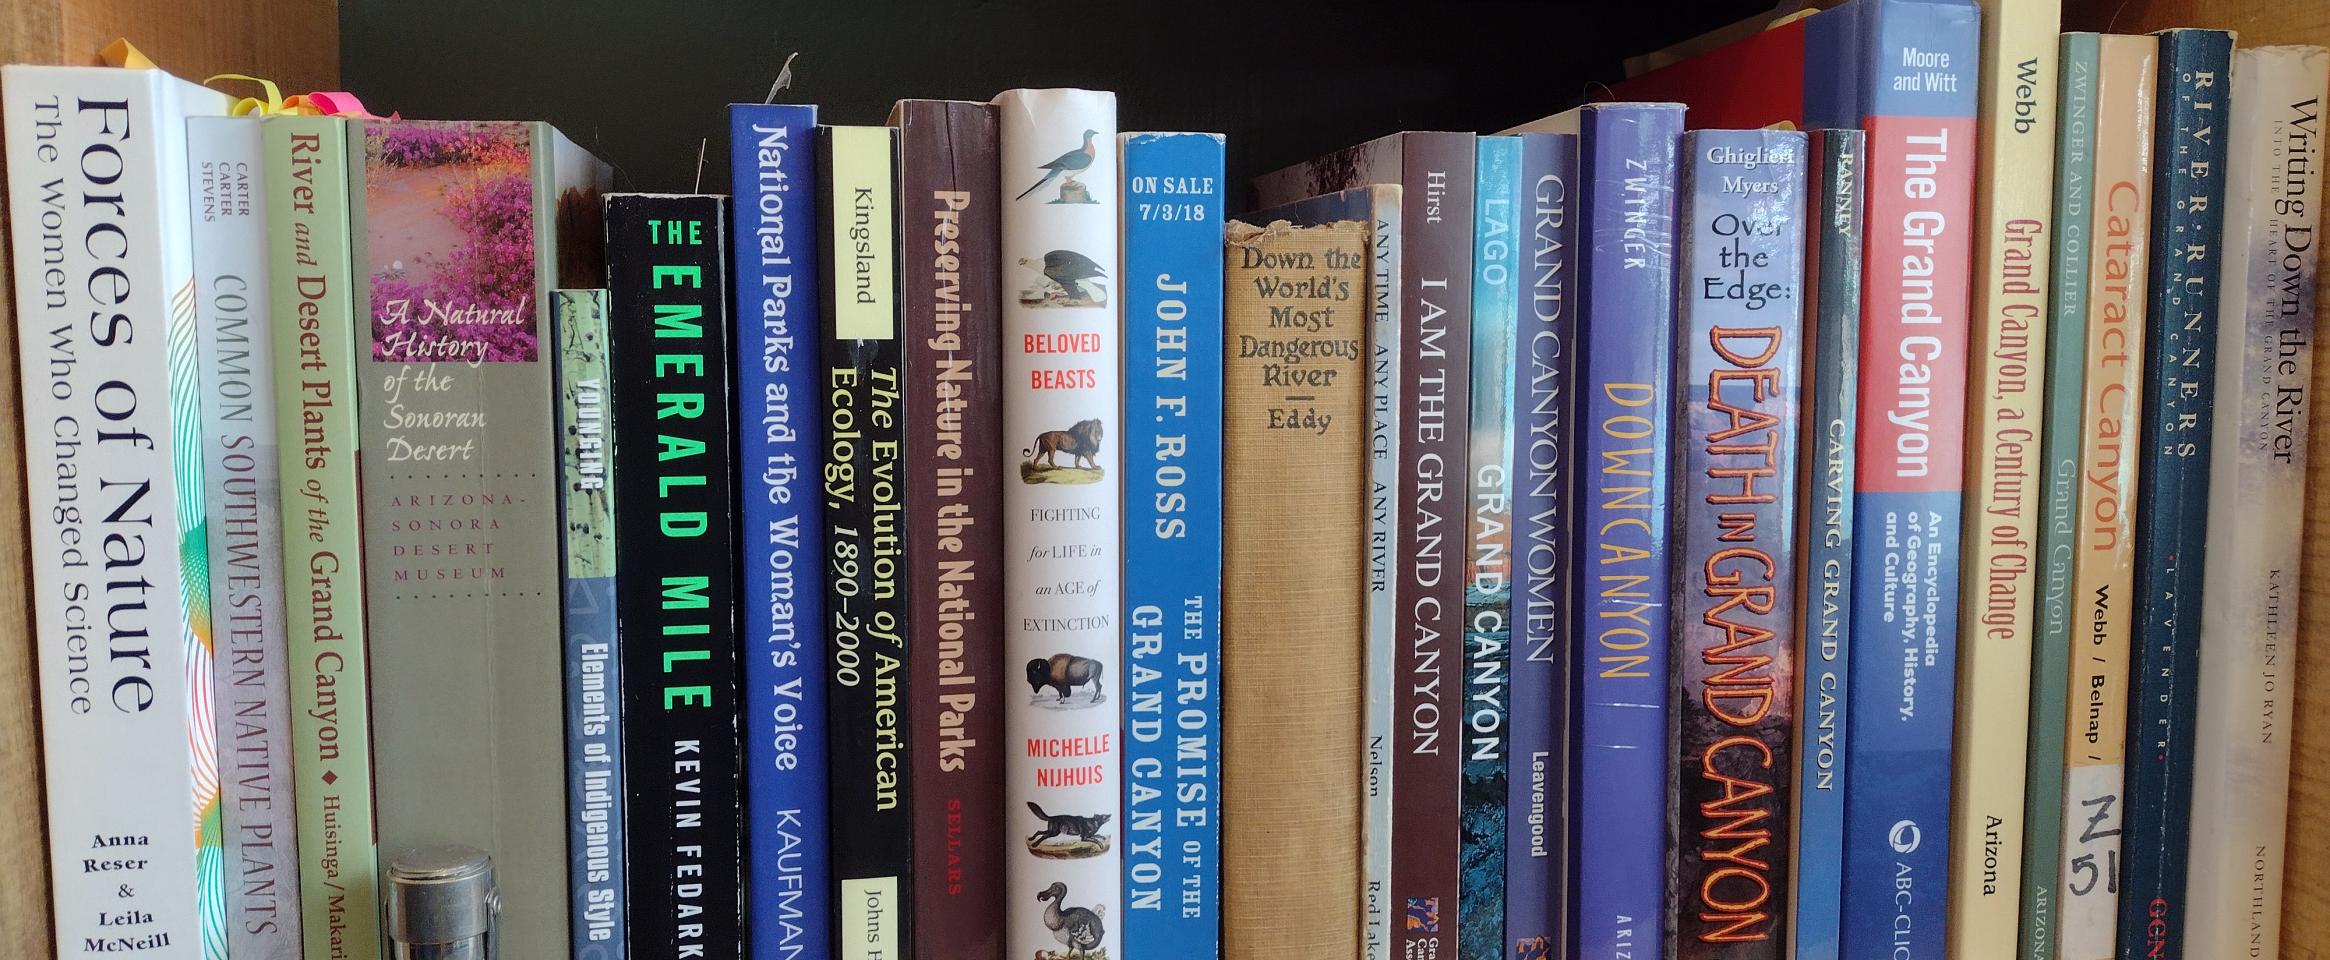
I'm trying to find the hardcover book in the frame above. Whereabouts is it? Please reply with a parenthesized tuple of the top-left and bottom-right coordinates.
(2053, 33, 2157, 960)
(994, 88, 1125, 960)
(351, 118, 611, 958)
(1667, 128, 1807, 960)
(818, 123, 913, 958)
(727, 101, 831, 960)
(188, 114, 303, 960)
(1358, 182, 1406, 960)
(1458, 135, 1519, 960)
(2020, 33, 2098, 960)
(1120, 130, 1226, 960)
(1505, 131, 1578, 960)
(1799, 4, 1983, 957)
(264, 115, 383, 960)
(890, 99, 1007, 960)
(1947, 4, 2060, 955)
(1218, 201, 1373, 960)
(1252, 129, 1476, 960)
(2117, 31, 2235, 959)
(1522, 103, 1687, 960)
(2184, 44, 2328, 960)
(3, 64, 232, 960)
(605, 193, 745, 959)
(555, 288, 624, 960)
(1788, 128, 1866, 960)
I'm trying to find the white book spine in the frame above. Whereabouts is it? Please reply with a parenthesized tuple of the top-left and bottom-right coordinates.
(2186, 44, 2328, 960)
(996, 87, 1123, 960)
(185, 116, 303, 959)
(3, 64, 231, 959)
(1361, 202, 1403, 960)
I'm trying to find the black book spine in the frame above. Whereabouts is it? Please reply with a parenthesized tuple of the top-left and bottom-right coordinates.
(606, 193, 744, 958)
(819, 125, 915, 952)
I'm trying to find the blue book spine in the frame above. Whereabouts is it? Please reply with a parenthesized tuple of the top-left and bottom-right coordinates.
(1507, 131, 1578, 960)
(1120, 131, 1226, 960)
(1788, 129, 1866, 960)
(1460, 135, 1521, 960)
(1803, 2, 1983, 958)
(1570, 102, 1685, 960)
(728, 102, 830, 960)
(556, 289, 625, 960)
(2117, 29, 2234, 960)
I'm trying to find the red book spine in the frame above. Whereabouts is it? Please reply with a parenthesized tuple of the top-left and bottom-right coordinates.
(895, 99, 1008, 960)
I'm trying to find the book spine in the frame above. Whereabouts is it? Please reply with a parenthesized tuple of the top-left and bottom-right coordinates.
(607, 194, 744, 958)
(2183, 46, 2328, 960)
(1828, 4, 1981, 958)
(555, 289, 624, 960)
(1788, 128, 1865, 960)
(2020, 33, 2100, 960)
(894, 100, 1006, 960)
(1570, 104, 1682, 960)
(1393, 131, 1475, 960)
(2118, 30, 2236, 959)
(264, 115, 384, 960)
(1666, 128, 1807, 960)
(1120, 131, 1226, 960)
(994, 88, 1124, 960)
(3, 65, 222, 960)
(1218, 213, 1372, 960)
(188, 115, 304, 960)
(819, 125, 913, 956)
(1947, 3, 2060, 956)
(1458, 135, 1518, 960)
(727, 102, 832, 960)
(1506, 131, 1578, 960)
(1361, 189, 1406, 960)
(351, 119, 581, 956)
(2057, 33, 2159, 960)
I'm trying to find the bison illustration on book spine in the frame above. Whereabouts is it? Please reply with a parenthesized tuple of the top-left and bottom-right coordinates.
(1026, 653, 1105, 704)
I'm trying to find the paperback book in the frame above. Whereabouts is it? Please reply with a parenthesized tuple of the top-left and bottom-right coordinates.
(2116, 31, 2235, 958)
(351, 119, 611, 957)
(2184, 44, 2329, 960)
(554, 289, 624, 960)
(1789, 128, 1866, 960)
(3, 64, 233, 960)
(606, 193, 745, 958)
(1504, 130, 1578, 960)
(1667, 127, 1807, 960)
(1458, 134, 1520, 960)
(727, 101, 831, 960)
(818, 123, 913, 957)
(188, 114, 304, 960)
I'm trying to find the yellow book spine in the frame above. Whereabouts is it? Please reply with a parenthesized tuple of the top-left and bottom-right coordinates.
(1947, 2, 2060, 957)
(2055, 33, 2155, 960)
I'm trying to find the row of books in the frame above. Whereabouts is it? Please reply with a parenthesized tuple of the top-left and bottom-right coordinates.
(1, 3, 2321, 960)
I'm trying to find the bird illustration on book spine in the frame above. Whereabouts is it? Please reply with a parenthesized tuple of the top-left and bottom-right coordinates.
(1018, 250, 1110, 307)
(1016, 129, 1102, 203)
(1039, 882, 1108, 959)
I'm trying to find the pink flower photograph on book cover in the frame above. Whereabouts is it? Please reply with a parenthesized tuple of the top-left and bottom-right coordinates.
(364, 120, 538, 363)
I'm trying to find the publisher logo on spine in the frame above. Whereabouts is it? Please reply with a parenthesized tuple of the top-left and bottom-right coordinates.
(1890, 819, 1922, 854)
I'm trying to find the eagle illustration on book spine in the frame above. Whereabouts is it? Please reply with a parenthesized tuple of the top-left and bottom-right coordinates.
(997, 88, 1123, 960)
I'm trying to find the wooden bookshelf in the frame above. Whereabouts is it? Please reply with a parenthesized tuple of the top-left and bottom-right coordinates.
(0, 2, 335, 953)
(2057, 2, 2330, 954)
(0, 0, 2324, 955)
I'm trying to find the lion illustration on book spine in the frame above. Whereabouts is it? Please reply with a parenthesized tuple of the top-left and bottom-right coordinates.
(1020, 418, 1105, 485)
